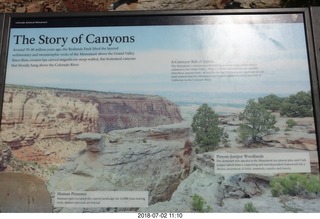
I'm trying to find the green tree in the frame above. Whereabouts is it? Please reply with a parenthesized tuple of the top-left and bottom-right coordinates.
(238, 99, 278, 145)
(191, 104, 225, 152)
(280, 91, 313, 117)
(258, 94, 284, 112)
(286, 119, 297, 129)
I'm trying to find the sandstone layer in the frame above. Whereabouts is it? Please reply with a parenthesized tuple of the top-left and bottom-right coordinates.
(0, 85, 182, 149)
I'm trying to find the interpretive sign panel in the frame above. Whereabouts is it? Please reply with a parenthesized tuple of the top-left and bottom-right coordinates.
(0, 9, 319, 213)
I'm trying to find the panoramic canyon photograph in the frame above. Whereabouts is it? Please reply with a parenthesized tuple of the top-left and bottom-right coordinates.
(0, 82, 319, 212)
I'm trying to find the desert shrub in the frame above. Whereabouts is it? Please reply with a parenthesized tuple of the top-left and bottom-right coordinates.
(286, 119, 297, 129)
(257, 91, 313, 118)
(280, 91, 313, 118)
(244, 202, 258, 213)
(270, 173, 320, 197)
(258, 94, 284, 112)
(191, 194, 212, 212)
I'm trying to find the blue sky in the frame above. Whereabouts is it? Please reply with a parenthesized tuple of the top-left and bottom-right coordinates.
(5, 18, 311, 100)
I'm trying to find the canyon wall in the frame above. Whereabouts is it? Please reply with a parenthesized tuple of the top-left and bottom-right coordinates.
(0, 86, 182, 149)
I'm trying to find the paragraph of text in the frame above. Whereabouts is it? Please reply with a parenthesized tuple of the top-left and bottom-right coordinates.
(10, 46, 136, 68)
(214, 152, 311, 174)
(54, 191, 148, 208)
(171, 59, 264, 82)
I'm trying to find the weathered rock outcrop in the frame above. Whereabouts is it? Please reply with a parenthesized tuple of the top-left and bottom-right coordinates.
(113, 0, 281, 10)
(76, 133, 105, 152)
(0, 0, 110, 13)
(0, 0, 282, 13)
(142, 152, 320, 213)
(47, 122, 193, 212)
(221, 173, 270, 199)
(234, 0, 280, 8)
(0, 86, 182, 149)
